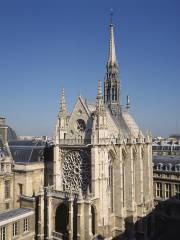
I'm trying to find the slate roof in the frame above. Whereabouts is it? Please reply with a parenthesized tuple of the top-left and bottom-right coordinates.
(0, 208, 33, 223)
(153, 155, 180, 172)
(153, 155, 180, 165)
(86, 99, 141, 138)
(9, 140, 47, 164)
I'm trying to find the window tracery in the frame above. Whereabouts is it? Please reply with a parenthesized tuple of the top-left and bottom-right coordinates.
(61, 149, 91, 192)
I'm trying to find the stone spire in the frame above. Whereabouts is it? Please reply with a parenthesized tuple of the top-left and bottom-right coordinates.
(97, 80, 103, 99)
(59, 88, 67, 116)
(58, 88, 67, 131)
(96, 81, 107, 130)
(96, 80, 104, 109)
(107, 13, 117, 67)
(104, 13, 120, 116)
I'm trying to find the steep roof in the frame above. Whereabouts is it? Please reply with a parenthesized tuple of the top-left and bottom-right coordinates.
(85, 98, 141, 138)
(9, 140, 47, 164)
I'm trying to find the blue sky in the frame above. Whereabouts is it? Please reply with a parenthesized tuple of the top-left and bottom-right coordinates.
(0, 0, 180, 137)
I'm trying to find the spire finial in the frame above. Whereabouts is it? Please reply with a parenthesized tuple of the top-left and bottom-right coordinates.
(108, 10, 117, 66)
(126, 95, 130, 110)
(110, 8, 114, 25)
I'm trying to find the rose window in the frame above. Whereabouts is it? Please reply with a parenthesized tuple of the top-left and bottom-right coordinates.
(61, 149, 91, 192)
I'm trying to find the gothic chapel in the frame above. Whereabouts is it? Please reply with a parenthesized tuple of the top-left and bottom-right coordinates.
(45, 18, 154, 240)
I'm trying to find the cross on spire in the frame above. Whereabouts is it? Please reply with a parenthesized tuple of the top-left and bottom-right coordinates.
(108, 10, 117, 67)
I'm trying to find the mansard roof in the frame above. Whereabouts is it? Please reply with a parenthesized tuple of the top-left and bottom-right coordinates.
(153, 155, 180, 172)
(9, 139, 50, 164)
(153, 155, 180, 165)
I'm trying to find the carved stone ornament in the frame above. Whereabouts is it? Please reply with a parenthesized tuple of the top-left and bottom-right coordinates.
(61, 149, 91, 192)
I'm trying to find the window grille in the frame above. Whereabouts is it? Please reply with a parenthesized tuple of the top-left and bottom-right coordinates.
(156, 182, 162, 198)
(23, 218, 28, 232)
(0, 227, 6, 240)
(13, 222, 18, 237)
(165, 183, 171, 199)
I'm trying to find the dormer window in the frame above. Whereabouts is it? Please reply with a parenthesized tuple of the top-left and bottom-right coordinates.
(165, 163, 172, 171)
(175, 164, 180, 172)
(157, 163, 163, 170)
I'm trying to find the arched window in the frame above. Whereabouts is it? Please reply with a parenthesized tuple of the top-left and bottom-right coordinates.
(91, 205, 96, 236)
(108, 161, 113, 187)
(164, 163, 172, 171)
(112, 87, 115, 101)
(108, 152, 114, 212)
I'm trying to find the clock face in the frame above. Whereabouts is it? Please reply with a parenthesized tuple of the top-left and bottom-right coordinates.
(75, 119, 86, 132)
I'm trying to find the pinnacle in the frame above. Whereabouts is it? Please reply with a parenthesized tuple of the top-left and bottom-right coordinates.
(97, 80, 103, 98)
(60, 88, 67, 113)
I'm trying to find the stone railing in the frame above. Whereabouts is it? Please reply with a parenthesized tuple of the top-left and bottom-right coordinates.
(52, 231, 63, 240)
(58, 137, 145, 146)
(59, 138, 91, 146)
(58, 138, 121, 146)
(51, 190, 79, 200)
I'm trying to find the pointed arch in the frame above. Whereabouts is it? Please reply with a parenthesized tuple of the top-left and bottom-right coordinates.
(91, 204, 97, 236)
(108, 150, 115, 213)
(122, 148, 127, 162)
(55, 203, 69, 238)
(132, 146, 137, 161)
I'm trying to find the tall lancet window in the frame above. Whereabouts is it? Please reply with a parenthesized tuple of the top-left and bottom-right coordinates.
(112, 87, 115, 101)
(108, 152, 114, 212)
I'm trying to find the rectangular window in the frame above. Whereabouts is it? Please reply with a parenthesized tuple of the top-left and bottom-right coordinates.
(5, 203, 9, 210)
(23, 218, 28, 232)
(4, 180, 10, 199)
(19, 184, 23, 195)
(175, 184, 180, 200)
(165, 183, 171, 199)
(13, 222, 18, 237)
(156, 182, 162, 198)
(0, 226, 6, 240)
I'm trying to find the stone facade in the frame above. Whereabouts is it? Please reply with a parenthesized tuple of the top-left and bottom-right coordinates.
(48, 19, 154, 240)
(0, 18, 154, 240)
(0, 118, 44, 240)
(149, 144, 180, 239)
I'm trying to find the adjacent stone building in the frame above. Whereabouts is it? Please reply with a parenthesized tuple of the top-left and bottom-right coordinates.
(0, 118, 36, 240)
(150, 140, 180, 239)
